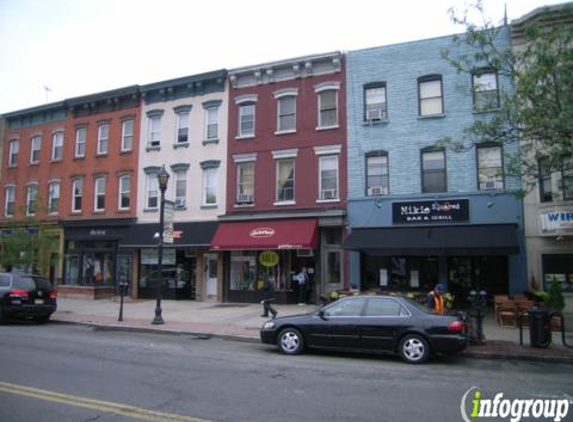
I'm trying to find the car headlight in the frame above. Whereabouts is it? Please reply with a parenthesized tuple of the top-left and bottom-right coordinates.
(262, 321, 275, 330)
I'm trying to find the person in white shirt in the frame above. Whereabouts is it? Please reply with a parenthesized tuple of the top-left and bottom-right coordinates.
(295, 266, 308, 305)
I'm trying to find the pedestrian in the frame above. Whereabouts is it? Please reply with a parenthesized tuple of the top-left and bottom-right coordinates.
(426, 283, 446, 315)
(261, 274, 278, 319)
(295, 266, 309, 305)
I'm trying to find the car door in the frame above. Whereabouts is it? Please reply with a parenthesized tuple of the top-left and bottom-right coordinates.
(356, 297, 411, 351)
(304, 297, 366, 349)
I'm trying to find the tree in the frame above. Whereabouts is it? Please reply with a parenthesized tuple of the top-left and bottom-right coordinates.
(440, 1, 573, 195)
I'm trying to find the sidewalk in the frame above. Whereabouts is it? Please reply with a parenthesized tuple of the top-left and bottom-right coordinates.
(52, 298, 573, 363)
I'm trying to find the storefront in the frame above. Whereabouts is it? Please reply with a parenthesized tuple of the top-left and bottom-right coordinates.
(210, 219, 321, 304)
(119, 221, 219, 301)
(345, 195, 526, 304)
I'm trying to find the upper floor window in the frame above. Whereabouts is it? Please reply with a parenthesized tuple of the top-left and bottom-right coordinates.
(418, 75, 443, 116)
(319, 155, 339, 200)
(203, 167, 217, 206)
(477, 145, 504, 190)
(118, 174, 131, 210)
(366, 152, 389, 196)
(203, 101, 222, 142)
(121, 119, 134, 152)
(94, 176, 106, 212)
(473, 70, 499, 111)
(75, 127, 87, 158)
(97, 123, 109, 155)
(8, 140, 19, 167)
(364, 83, 387, 122)
(48, 181, 60, 214)
(30, 135, 41, 164)
(421, 149, 446, 193)
(176, 111, 190, 144)
(317, 86, 339, 129)
(238, 103, 255, 138)
(71, 179, 83, 213)
(276, 158, 295, 203)
(563, 162, 573, 200)
(146, 173, 159, 209)
(275, 89, 298, 133)
(174, 170, 187, 209)
(26, 184, 38, 216)
(236, 162, 254, 204)
(4, 186, 15, 217)
(51, 131, 64, 161)
(539, 159, 554, 203)
(540, 158, 573, 202)
(146, 111, 163, 149)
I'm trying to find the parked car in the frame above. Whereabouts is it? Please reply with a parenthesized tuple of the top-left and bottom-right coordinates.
(260, 295, 467, 364)
(0, 272, 57, 323)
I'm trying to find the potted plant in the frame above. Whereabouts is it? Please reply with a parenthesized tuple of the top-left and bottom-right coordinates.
(545, 280, 565, 331)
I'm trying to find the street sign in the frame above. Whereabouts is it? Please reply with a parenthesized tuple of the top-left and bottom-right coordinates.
(163, 200, 175, 244)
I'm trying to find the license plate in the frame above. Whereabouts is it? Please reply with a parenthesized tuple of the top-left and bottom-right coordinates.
(34, 299, 45, 305)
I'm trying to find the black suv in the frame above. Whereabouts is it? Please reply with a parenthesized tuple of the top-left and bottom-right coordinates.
(0, 272, 57, 323)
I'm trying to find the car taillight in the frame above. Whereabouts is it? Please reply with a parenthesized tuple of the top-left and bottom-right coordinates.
(448, 320, 465, 333)
(9, 289, 29, 299)
(49, 290, 58, 299)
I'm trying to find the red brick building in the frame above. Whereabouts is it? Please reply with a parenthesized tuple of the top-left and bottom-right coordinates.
(211, 52, 347, 303)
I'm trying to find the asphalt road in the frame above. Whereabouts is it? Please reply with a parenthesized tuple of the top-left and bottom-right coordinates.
(0, 323, 571, 422)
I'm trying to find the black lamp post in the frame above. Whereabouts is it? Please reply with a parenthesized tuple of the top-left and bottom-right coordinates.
(152, 165, 170, 325)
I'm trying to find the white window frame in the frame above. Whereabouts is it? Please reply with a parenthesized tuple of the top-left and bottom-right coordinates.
(204, 107, 219, 141)
(26, 183, 38, 216)
(118, 174, 131, 211)
(202, 168, 217, 206)
(30, 135, 41, 164)
(51, 131, 64, 161)
(48, 180, 61, 214)
(94, 176, 106, 212)
(75, 127, 87, 158)
(121, 119, 134, 152)
(97, 123, 109, 155)
(71, 179, 83, 213)
(146, 174, 159, 210)
(274, 88, 298, 134)
(315, 82, 340, 130)
(8, 140, 19, 167)
(4, 185, 15, 217)
(148, 116, 161, 148)
(174, 170, 187, 208)
(176, 112, 190, 144)
(477, 145, 504, 190)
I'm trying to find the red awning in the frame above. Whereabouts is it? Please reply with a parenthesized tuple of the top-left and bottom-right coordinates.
(210, 219, 318, 250)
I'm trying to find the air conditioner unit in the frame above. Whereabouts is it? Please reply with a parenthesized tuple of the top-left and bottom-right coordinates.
(322, 189, 337, 200)
(237, 194, 253, 203)
(367, 186, 384, 196)
(297, 249, 314, 257)
(367, 108, 383, 121)
(481, 181, 503, 190)
(175, 198, 186, 208)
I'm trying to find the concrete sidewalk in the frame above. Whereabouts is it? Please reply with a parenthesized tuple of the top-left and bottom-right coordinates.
(52, 297, 573, 363)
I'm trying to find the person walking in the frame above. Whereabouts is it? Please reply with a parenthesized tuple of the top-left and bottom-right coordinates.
(261, 274, 278, 319)
(426, 283, 446, 315)
(296, 266, 309, 305)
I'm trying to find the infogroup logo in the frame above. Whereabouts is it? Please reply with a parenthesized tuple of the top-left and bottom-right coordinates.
(460, 387, 571, 422)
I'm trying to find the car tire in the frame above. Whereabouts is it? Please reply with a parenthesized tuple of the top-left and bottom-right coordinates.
(278, 327, 304, 355)
(398, 334, 429, 364)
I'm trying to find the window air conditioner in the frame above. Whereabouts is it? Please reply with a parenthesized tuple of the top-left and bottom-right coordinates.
(367, 108, 383, 121)
(238, 194, 253, 203)
(367, 186, 384, 196)
(322, 189, 337, 200)
(175, 198, 186, 208)
(297, 249, 314, 257)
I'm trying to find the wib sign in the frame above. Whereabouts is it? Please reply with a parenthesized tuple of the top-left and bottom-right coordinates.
(541, 210, 573, 231)
(460, 387, 570, 422)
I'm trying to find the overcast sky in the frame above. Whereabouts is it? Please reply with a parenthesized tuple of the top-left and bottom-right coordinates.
(0, 0, 567, 114)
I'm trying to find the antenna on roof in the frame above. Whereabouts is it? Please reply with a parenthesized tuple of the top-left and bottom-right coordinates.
(43, 85, 52, 103)
(503, 3, 508, 26)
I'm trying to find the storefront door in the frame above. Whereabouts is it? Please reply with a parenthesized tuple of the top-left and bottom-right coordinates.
(205, 254, 218, 298)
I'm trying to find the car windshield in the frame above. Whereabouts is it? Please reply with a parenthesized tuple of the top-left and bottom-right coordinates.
(33, 277, 53, 290)
(13, 276, 36, 290)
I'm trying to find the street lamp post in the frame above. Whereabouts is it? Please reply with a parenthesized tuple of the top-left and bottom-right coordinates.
(152, 166, 170, 325)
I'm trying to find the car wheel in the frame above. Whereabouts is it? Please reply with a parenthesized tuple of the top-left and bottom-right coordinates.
(278, 327, 304, 355)
(399, 334, 429, 364)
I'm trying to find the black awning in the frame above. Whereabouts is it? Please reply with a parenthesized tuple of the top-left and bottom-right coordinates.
(343, 224, 520, 255)
(119, 221, 218, 248)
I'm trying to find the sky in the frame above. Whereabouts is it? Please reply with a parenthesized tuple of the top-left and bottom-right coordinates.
(0, 0, 568, 114)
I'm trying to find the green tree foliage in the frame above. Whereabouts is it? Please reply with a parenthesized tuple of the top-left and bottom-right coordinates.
(440, 1, 573, 194)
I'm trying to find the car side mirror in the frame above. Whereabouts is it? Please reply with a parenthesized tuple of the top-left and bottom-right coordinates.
(319, 309, 328, 320)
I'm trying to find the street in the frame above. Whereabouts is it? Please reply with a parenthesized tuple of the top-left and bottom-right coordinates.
(0, 323, 571, 422)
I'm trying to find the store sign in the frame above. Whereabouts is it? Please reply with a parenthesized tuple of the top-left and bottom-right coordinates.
(259, 251, 279, 267)
(249, 227, 275, 238)
(163, 201, 175, 244)
(541, 210, 573, 231)
(393, 199, 470, 224)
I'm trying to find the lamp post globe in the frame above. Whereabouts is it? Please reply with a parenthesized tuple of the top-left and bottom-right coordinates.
(152, 165, 170, 325)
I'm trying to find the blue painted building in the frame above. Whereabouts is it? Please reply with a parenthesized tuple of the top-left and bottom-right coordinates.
(344, 27, 527, 302)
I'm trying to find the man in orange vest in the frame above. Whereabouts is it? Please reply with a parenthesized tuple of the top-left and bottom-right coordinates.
(426, 284, 446, 315)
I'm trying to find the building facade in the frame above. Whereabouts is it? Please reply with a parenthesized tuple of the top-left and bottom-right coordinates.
(211, 52, 347, 304)
(344, 29, 527, 304)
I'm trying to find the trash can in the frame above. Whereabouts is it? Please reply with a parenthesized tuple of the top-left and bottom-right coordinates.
(529, 308, 552, 348)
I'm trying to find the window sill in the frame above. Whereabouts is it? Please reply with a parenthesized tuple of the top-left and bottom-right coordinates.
(235, 134, 255, 140)
(418, 114, 446, 120)
(363, 119, 389, 126)
(173, 142, 189, 149)
(275, 129, 296, 136)
(473, 108, 500, 115)
(203, 138, 219, 146)
(316, 198, 340, 204)
(29, 162, 40, 166)
(120, 149, 133, 155)
(50, 159, 63, 163)
(117, 208, 131, 213)
(146, 146, 161, 152)
(96, 153, 108, 157)
(274, 200, 296, 206)
(234, 203, 255, 208)
(74, 156, 86, 160)
(316, 125, 339, 131)
(71, 210, 82, 215)
(174, 206, 187, 211)
(201, 204, 218, 209)
(143, 208, 159, 213)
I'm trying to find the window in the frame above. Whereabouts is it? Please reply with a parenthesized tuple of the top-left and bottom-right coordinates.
(205, 107, 219, 141)
(48, 181, 60, 214)
(365, 298, 408, 317)
(75, 127, 86, 157)
(94, 177, 106, 211)
(97, 124, 109, 155)
(238, 104, 255, 137)
(26, 184, 38, 216)
(174, 170, 187, 208)
(51, 131, 64, 161)
(319, 155, 339, 200)
(418, 75, 443, 116)
(121, 119, 134, 152)
(364, 83, 387, 121)
(8, 140, 19, 167)
(477, 146, 504, 190)
(4, 186, 15, 217)
(147, 174, 159, 209)
(366, 152, 389, 196)
(148, 116, 161, 148)
(277, 96, 296, 132)
(236, 162, 254, 204)
(203, 168, 217, 205)
(318, 89, 338, 128)
(539, 159, 554, 203)
(276, 159, 295, 203)
(30, 135, 41, 164)
(118, 175, 131, 210)
(323, 297, 366, 317)
(421, 150, 446, 193)
(72, 179, 83, 213)
(176, 112, 189, 144)
(473, 70, 499, 110)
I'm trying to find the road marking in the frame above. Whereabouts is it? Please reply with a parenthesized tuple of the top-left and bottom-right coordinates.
(0, 381, 223, 422)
